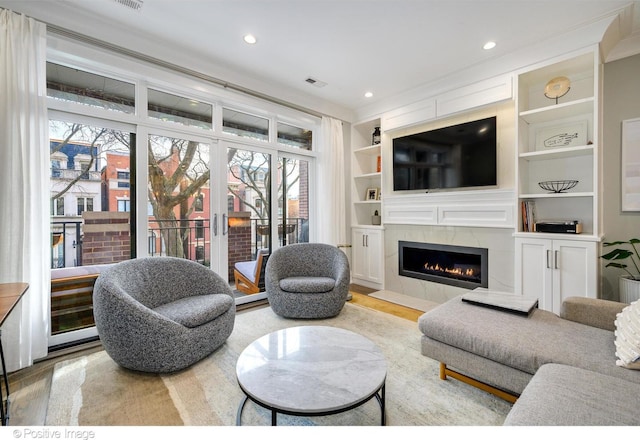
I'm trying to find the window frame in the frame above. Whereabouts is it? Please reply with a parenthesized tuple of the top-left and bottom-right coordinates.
(45, 36, 321, 347)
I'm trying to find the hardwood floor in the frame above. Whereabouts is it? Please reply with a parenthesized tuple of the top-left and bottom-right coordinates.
(7, 340, 104, 426)
(6, 288, 424, 426)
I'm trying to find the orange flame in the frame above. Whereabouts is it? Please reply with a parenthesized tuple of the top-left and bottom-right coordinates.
(424, 262, 476, 277)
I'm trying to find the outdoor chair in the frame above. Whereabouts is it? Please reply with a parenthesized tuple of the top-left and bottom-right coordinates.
(234, 249, 269, 294)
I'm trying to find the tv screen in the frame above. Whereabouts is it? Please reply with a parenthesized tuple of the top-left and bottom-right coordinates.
(392, 116, 497, 191)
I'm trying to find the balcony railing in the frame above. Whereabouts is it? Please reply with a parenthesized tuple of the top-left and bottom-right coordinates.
(147, 218, 210, 264)
(251, 217, 308, 253)
(51, 168, 102, 181)
(52, 216, 309, 269)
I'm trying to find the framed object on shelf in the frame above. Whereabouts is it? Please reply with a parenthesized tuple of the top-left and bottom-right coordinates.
(534, 120, 588, 150)
(622, 117, 640, 211)
(366, 188, 379, 201)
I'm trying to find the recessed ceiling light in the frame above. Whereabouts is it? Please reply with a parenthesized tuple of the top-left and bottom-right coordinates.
(243, 34, 257, 44)
(364, 91, 374, 98)
(483, 41, 496, 50)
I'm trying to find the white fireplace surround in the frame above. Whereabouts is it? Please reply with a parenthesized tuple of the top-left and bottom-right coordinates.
(382, 188, 515, 229)
(381, 188, 516, 304)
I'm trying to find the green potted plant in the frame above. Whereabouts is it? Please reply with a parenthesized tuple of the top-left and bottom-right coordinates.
(601, 238, 640, 303)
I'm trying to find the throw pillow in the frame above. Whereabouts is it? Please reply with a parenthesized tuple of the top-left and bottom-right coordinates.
(614, 299, 640, 369)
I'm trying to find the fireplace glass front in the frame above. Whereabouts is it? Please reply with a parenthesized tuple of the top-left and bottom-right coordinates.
(398, 241, 488, 289)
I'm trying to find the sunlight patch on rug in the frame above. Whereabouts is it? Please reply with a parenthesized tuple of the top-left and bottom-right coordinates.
(47, 356, 87, 425)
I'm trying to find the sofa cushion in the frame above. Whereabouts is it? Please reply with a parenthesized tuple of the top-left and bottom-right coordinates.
(154, 294, 234, 328)
(614, 299, 640, 369)
(279, 276, 335, 293)
(504, 363, 640, 425)
(419, 296, 640, 385)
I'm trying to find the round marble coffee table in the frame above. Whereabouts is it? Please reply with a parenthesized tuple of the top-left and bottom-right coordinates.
(236, 325, 387, 426)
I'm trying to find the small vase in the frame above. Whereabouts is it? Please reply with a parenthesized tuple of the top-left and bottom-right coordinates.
(619, 276, 640, 304)
(372, 127, 381, 145)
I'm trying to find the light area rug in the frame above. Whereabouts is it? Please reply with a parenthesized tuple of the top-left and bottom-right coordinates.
(369, 290, 439, 312)
(45, 302, 511, 427)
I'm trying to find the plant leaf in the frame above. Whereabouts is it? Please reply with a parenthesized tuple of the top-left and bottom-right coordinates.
(605, 262, 629, 269)
(601, 249, 634, 260)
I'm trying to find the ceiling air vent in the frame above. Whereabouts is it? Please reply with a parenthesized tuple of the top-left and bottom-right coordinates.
(112, 0, 144, 11)
(305, 77, 327, 88)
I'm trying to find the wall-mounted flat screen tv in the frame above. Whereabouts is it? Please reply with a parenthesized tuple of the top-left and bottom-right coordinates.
(392, 116, 497, 191)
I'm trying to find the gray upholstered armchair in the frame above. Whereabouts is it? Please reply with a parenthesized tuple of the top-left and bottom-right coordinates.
(265, 243, 350, 319)
(93, 257, 235, 373)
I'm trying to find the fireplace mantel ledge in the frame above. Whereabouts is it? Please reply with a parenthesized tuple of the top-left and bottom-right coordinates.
(382, 188, 515, 229)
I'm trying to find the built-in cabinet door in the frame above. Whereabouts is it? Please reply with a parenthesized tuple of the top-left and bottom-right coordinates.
(351, 228, 383, 287)
(364, 229, 383, 284)
(516, 237, 597, 314)
(352, 229, 369, 281)
(516, 238, 554, 311)
(552, 239, 598, 314)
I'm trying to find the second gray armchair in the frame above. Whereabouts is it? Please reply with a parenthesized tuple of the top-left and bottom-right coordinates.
(265, 243, 350, 319)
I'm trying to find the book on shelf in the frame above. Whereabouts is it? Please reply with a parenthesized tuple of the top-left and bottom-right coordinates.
(521, 200, 536, 232)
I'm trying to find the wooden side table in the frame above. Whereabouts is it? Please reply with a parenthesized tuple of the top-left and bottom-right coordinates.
(0, 283, 29, 426)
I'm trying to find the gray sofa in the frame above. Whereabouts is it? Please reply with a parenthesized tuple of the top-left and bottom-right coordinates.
(418, 295, 640, 425)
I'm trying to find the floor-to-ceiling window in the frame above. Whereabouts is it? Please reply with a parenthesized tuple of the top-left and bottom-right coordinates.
(45, 39, 319, 347)
(47, 62, 138, 344)
(223, 109, 315, 299)
(277, 122, 312, 252)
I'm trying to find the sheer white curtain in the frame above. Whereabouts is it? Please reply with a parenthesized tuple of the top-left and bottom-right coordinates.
(0, 9, 49, 371)
(317, 116, 347, 247)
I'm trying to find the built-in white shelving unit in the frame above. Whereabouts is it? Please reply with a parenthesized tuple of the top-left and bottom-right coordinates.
(514, 47, 602, 311)
(515, 49, 600, 237)
(352, 142, 382, 227)
(350, 118, 384, 289)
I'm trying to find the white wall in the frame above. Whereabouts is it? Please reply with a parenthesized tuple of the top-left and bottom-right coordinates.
(601, 52, 640, 300)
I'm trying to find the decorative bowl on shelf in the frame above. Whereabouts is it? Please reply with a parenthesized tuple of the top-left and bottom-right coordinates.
(538, 180, 578, 193)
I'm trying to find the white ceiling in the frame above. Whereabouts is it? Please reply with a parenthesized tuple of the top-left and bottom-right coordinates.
(1, 0, 639, 120)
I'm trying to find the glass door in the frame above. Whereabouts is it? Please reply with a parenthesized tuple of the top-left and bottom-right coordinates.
(225, 142, 272, 302)
(147, 133, 213, 266)
(48, 115, 135, 347)
(278, 155, 310, 246)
